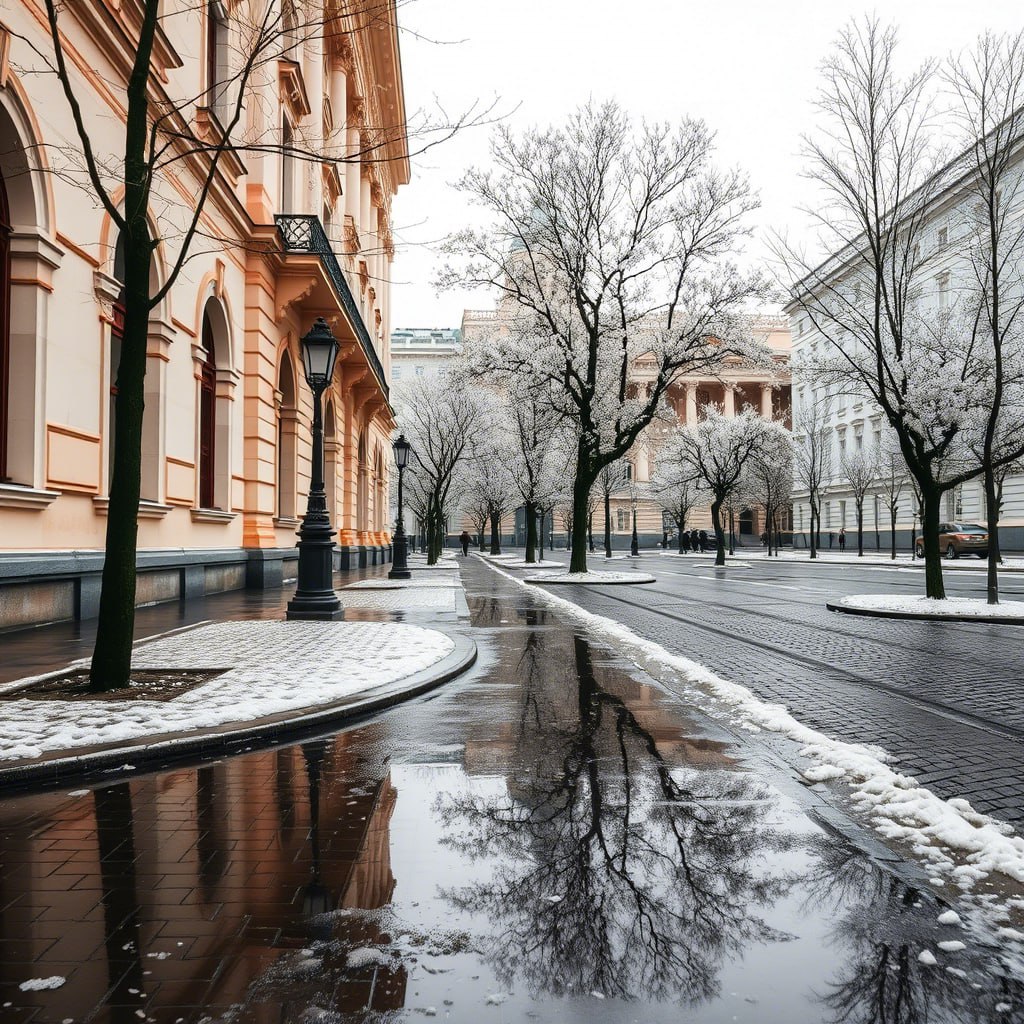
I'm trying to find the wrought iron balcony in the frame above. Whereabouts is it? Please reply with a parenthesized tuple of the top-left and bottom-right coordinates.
(275, 214, 388, 399)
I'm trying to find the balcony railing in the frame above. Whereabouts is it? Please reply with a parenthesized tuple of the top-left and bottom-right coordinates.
(275, 214, 388, 400)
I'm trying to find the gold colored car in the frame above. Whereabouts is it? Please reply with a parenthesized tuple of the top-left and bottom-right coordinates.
(915, 522, 989, 560)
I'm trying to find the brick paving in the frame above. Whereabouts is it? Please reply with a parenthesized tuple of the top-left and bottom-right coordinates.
(524, 558, 1024, 828)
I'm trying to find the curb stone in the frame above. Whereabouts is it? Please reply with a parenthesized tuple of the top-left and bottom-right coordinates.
(0, 632, 477, 794)
(826, 600, 1024, 625)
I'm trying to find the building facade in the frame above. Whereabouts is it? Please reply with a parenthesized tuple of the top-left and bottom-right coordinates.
(390, 327, 462, 382)
(787, 127, 1024, 553)
(0, 0, 407, 629)
(460, 306, 791, 548)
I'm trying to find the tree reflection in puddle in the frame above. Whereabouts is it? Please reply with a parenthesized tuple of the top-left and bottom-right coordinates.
(806, 840, 1024, 1023)
(437, 630, 800, 1007)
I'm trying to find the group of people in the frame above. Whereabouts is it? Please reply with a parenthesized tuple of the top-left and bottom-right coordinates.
(679, 529, 709, 554)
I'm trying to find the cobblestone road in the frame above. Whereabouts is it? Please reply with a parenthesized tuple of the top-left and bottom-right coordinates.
(519, 553, 1024, 828)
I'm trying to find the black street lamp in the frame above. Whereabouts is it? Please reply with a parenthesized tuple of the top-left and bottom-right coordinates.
(388, 433, 412, 580)
(287, 317, 342, 621)
(630, 495, 640, 557)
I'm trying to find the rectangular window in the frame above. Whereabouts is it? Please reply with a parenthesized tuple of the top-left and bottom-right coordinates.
(392, 366, 401, 381)
(938, 226, 948, 247)
(938, 273, 950, 310)
(206, 1, 229, 119)
(840, 499, 847, 526)
(281, 118, 294, 211)
(415, 365, 424, 377)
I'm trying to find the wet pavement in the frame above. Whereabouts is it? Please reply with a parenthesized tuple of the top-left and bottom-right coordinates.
(529, 551, 1024, 830)
(2, 561, 1024, 1022)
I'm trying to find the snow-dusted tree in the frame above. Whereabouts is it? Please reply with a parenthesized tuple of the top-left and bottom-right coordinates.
(443, 100, 767, 574)
(395, 376, 481, 565)
(841, 448, 876, 557)
(651, 434, 710, 554)
(779, 18, 990, 598)
(502, 382, 567, 563)
(462, 428, 518, 556)
(596, 460, 631, 559)
(876, 434, 909, 560)
(792, 392, 832, 559)
(745, 426, 794, 557)
(944, 32, 1024, 602)
(678, 410, 776, 566)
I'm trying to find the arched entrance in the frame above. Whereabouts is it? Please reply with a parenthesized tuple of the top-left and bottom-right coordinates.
(199, 310, 217, 508)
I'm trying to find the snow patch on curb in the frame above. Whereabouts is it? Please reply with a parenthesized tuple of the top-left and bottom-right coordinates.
(523, 570, 656, 585)
(835, 594, 1024, 619)
(484, 561, 1024, 889)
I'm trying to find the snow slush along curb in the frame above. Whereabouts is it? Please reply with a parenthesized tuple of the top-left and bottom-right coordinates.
(828, 594, 1024, 625)
(482, 559, 1024, 890)
(0, 623, 477, 792)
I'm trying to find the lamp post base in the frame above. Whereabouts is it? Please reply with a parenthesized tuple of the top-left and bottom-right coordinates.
(286, 605, 346, 621)
(388, 528, 411, 580)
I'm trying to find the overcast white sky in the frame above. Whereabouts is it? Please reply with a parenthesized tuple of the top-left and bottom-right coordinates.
(389, 0, 1024, 330)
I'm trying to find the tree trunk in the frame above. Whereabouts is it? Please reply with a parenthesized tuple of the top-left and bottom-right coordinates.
(477, 515, 487, 553)
(539, 509, 546, 560)
(984, 463, 1000, 605)
(920, 486, 945, 600)
(890, 505, 897, 560)
(711, 497, 726, 566)
(569, 469, 592, 574)
(524, 500, 538, 564)
(489, 508, 501, 555)
(588, 511, 595, 552)
(856, 502, 864, 557)
(728, 508, 735, 556)
(604, 491, 612, 559)
(809, 498, 818, 559)
(88, 235, 150, 692)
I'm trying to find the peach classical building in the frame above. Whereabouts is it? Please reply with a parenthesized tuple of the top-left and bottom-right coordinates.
(0, 0, 408, 630)
(460, 307, 792, 547)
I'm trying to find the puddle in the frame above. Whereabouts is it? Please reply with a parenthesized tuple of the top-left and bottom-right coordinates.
(0, 574, 1022, 1022)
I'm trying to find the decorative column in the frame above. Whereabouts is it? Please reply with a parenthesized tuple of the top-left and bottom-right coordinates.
(723, 383, 736, 417)
(760, 383, 774, 419)
(685, 383, 697, 425)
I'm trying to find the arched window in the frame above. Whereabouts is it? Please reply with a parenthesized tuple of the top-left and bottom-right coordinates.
(356, 431, 368, 534)
(0, 167, 10, 482)
(277, 354, 298, 519)
(199, 309, 217, 508)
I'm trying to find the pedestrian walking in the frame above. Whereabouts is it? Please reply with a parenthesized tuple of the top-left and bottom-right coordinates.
(690, 529, 700, 554)
(838, 527, 846, 552)
(682, 531, 691, 554)
(698, 529, 708, 553)
(459, 529, 470, 556)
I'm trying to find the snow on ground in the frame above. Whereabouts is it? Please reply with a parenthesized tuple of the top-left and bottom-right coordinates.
(495, 558, 564, 568)
(344, 577, 462, 589)
(19, 977, 66, 991)
(483, 560, 1024, 889)
(523, 570, 657, 585)
(834, 594, 1024, 620)
(0, 620, 455, 762)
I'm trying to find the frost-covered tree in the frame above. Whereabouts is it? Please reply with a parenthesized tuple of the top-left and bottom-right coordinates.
(678, 410, 776, 566)
(596, 460, 631, 559)
(876, 433, 909, 560)
(841, 448, 876, 557)
(944, 32, 1024, 602)
(745, 426, 794, 557)
(462, 424, 518, 556)
(792, 393, 833, 559)
(651, 434, 710, 554)
(780, 18, 991, 598)
(443, 100, 767, 574)
(395, 376, 481, 564)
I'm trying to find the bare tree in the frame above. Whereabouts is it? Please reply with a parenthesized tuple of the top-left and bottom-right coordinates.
(945, 32, 1024, 603)
(792, 393, 833, 559)
(13, 0, 487, 688)
(651, 433, 709, 554)
(596, 460, 630, 559)
(396, 377, 481, 564)
(876, 435, 909, 560)
(745, 427, 794, 557)
(678, 410, 776, 566)
(443, 100, 767, 574)
(779, 18, 990, 599)
(841, 448, 876, 557)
